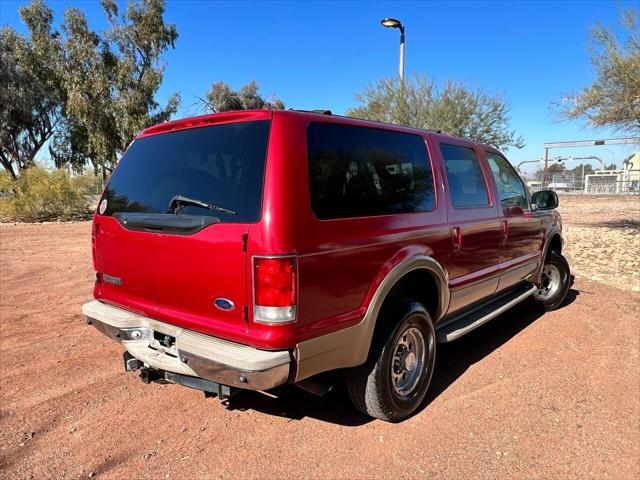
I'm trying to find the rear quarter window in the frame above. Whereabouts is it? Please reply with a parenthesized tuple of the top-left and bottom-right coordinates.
(101, 121, 270, 223)
(307, 123, 435, 219)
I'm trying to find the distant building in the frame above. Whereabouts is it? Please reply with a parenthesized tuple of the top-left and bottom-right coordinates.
(584, 153, 640, 194)
(526, 180, 543, 192)
(547, 182, 572, 192)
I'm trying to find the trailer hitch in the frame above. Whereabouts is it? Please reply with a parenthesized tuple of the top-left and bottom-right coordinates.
(140, 367, 163, 384)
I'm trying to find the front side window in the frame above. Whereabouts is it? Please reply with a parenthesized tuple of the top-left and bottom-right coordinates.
(440, 144, 490, 208)
(307, 123, 435, 219)
(101, 121, 270, 223)
(486, 152, 529, 210)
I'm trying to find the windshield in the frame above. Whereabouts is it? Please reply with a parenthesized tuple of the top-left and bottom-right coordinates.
(100, 120, 270, 223)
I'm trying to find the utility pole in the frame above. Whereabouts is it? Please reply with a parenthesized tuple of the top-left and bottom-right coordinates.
(543, 148, 549, 187)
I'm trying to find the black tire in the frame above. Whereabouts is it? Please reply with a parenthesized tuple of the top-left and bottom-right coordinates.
(346, 301, 436, 422)
(531, 250, 570, 311)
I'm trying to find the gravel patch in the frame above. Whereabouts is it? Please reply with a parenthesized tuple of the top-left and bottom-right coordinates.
(559, 195, 640, 292)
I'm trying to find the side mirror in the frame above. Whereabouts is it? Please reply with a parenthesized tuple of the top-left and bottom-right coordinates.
(531, 190, 559, 210)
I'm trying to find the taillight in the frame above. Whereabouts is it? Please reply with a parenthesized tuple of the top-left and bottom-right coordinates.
(253, 256, 297, 324)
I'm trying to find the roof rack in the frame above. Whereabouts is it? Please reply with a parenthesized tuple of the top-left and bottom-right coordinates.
(290, 109, 332, 116)
(287, 109, 449, 138)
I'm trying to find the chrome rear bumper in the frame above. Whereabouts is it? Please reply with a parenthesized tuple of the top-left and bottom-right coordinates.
(82, 300, 291, 391)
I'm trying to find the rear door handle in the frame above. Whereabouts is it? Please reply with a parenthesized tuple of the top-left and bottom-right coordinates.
(501, 220, 509, 240)
(451, 226, 462, 251)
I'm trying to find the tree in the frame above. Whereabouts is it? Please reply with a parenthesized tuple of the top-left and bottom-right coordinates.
(200, 81, 285, 113)
(568, 163, 595, 176)
(0, 0, 65, 179)
(559, 9, 640, 135)
(347, 75, 524, 151)
(59, 0, 180, 175)
(0, 0, 179, 179)
(533, 162, 565, 181)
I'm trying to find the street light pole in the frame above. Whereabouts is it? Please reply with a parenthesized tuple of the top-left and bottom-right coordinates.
(516, 159, 543, 172)
(380, 18, 405, 84)
(398, 25, 405, 83)
(564, 155, 605, 170)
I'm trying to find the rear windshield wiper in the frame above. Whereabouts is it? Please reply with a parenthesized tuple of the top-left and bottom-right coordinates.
(169, 194, 237, 215)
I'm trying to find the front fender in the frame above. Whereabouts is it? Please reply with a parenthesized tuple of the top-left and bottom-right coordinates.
(534, 216, 563, 283)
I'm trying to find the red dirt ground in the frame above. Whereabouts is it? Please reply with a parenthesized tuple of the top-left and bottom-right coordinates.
(1, 219, 639, 479)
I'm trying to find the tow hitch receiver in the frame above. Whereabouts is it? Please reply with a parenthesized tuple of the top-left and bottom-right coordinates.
(164, 371, 233, 400)
(123, 351, 142, 372)
(140, 367, 164, 384)
(125, 351, 234, 401)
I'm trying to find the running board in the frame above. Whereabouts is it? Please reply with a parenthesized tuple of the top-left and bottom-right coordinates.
(436, 284, 537, 342)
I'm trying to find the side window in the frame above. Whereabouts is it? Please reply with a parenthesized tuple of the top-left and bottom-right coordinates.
(486, 152, 529, 210)
(307, 123, 435, 219)
(440, 144, 490, 208)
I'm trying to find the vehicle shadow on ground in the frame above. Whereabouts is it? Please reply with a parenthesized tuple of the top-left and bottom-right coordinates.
(591, 219, 640, 231)
(225, 280, 580, 426)
(223, 374, 372, 426)
(421, 285, 579, 413)
(416, 276, 579, 418)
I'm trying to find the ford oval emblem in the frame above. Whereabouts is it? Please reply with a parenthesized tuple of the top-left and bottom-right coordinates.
(214, 298, 235, 311)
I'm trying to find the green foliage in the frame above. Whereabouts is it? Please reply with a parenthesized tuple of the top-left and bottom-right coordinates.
(59, 0, 180, 173)
(531, 162, 620, 182)
(347, 75, 524, 151)
(568, 163, 595, 176)
(559, 9, 640, 135)
(0, 170, 15, 197)
(0, 0, 179, 178)
(202, 81, 285, 113)
(0, 0, 65, 179)
(0, 167, 100, 222)
(533, 162, 566, 181)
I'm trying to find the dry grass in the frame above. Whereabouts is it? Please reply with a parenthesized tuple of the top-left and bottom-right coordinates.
(559, 195, 640, 292)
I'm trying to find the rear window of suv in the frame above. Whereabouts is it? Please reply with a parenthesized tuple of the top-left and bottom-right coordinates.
(101, 121, 270, 223)
(307, 123, 435, 219)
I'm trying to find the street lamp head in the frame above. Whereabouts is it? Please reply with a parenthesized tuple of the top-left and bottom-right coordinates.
(381, 18, 403, 30)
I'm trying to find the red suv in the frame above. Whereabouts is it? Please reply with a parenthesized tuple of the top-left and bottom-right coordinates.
(83, 109, 570, 422)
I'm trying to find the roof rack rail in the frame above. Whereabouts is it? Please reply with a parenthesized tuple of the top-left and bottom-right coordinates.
(290, 109, 332, 116)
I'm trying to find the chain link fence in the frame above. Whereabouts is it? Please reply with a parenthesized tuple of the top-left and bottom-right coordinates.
(528, 171, 640, 195)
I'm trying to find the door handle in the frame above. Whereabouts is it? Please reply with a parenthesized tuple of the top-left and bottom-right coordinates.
(501, 220, 509, 240)
(451, 226, 462, 251)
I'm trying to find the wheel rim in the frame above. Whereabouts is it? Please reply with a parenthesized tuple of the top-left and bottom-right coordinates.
(535, 263, 562, 301)
(391, 326, 426, 397)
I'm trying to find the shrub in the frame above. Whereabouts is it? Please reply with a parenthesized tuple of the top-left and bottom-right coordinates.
(0, 167, 101, 222)
(0, 170, 17, 220)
